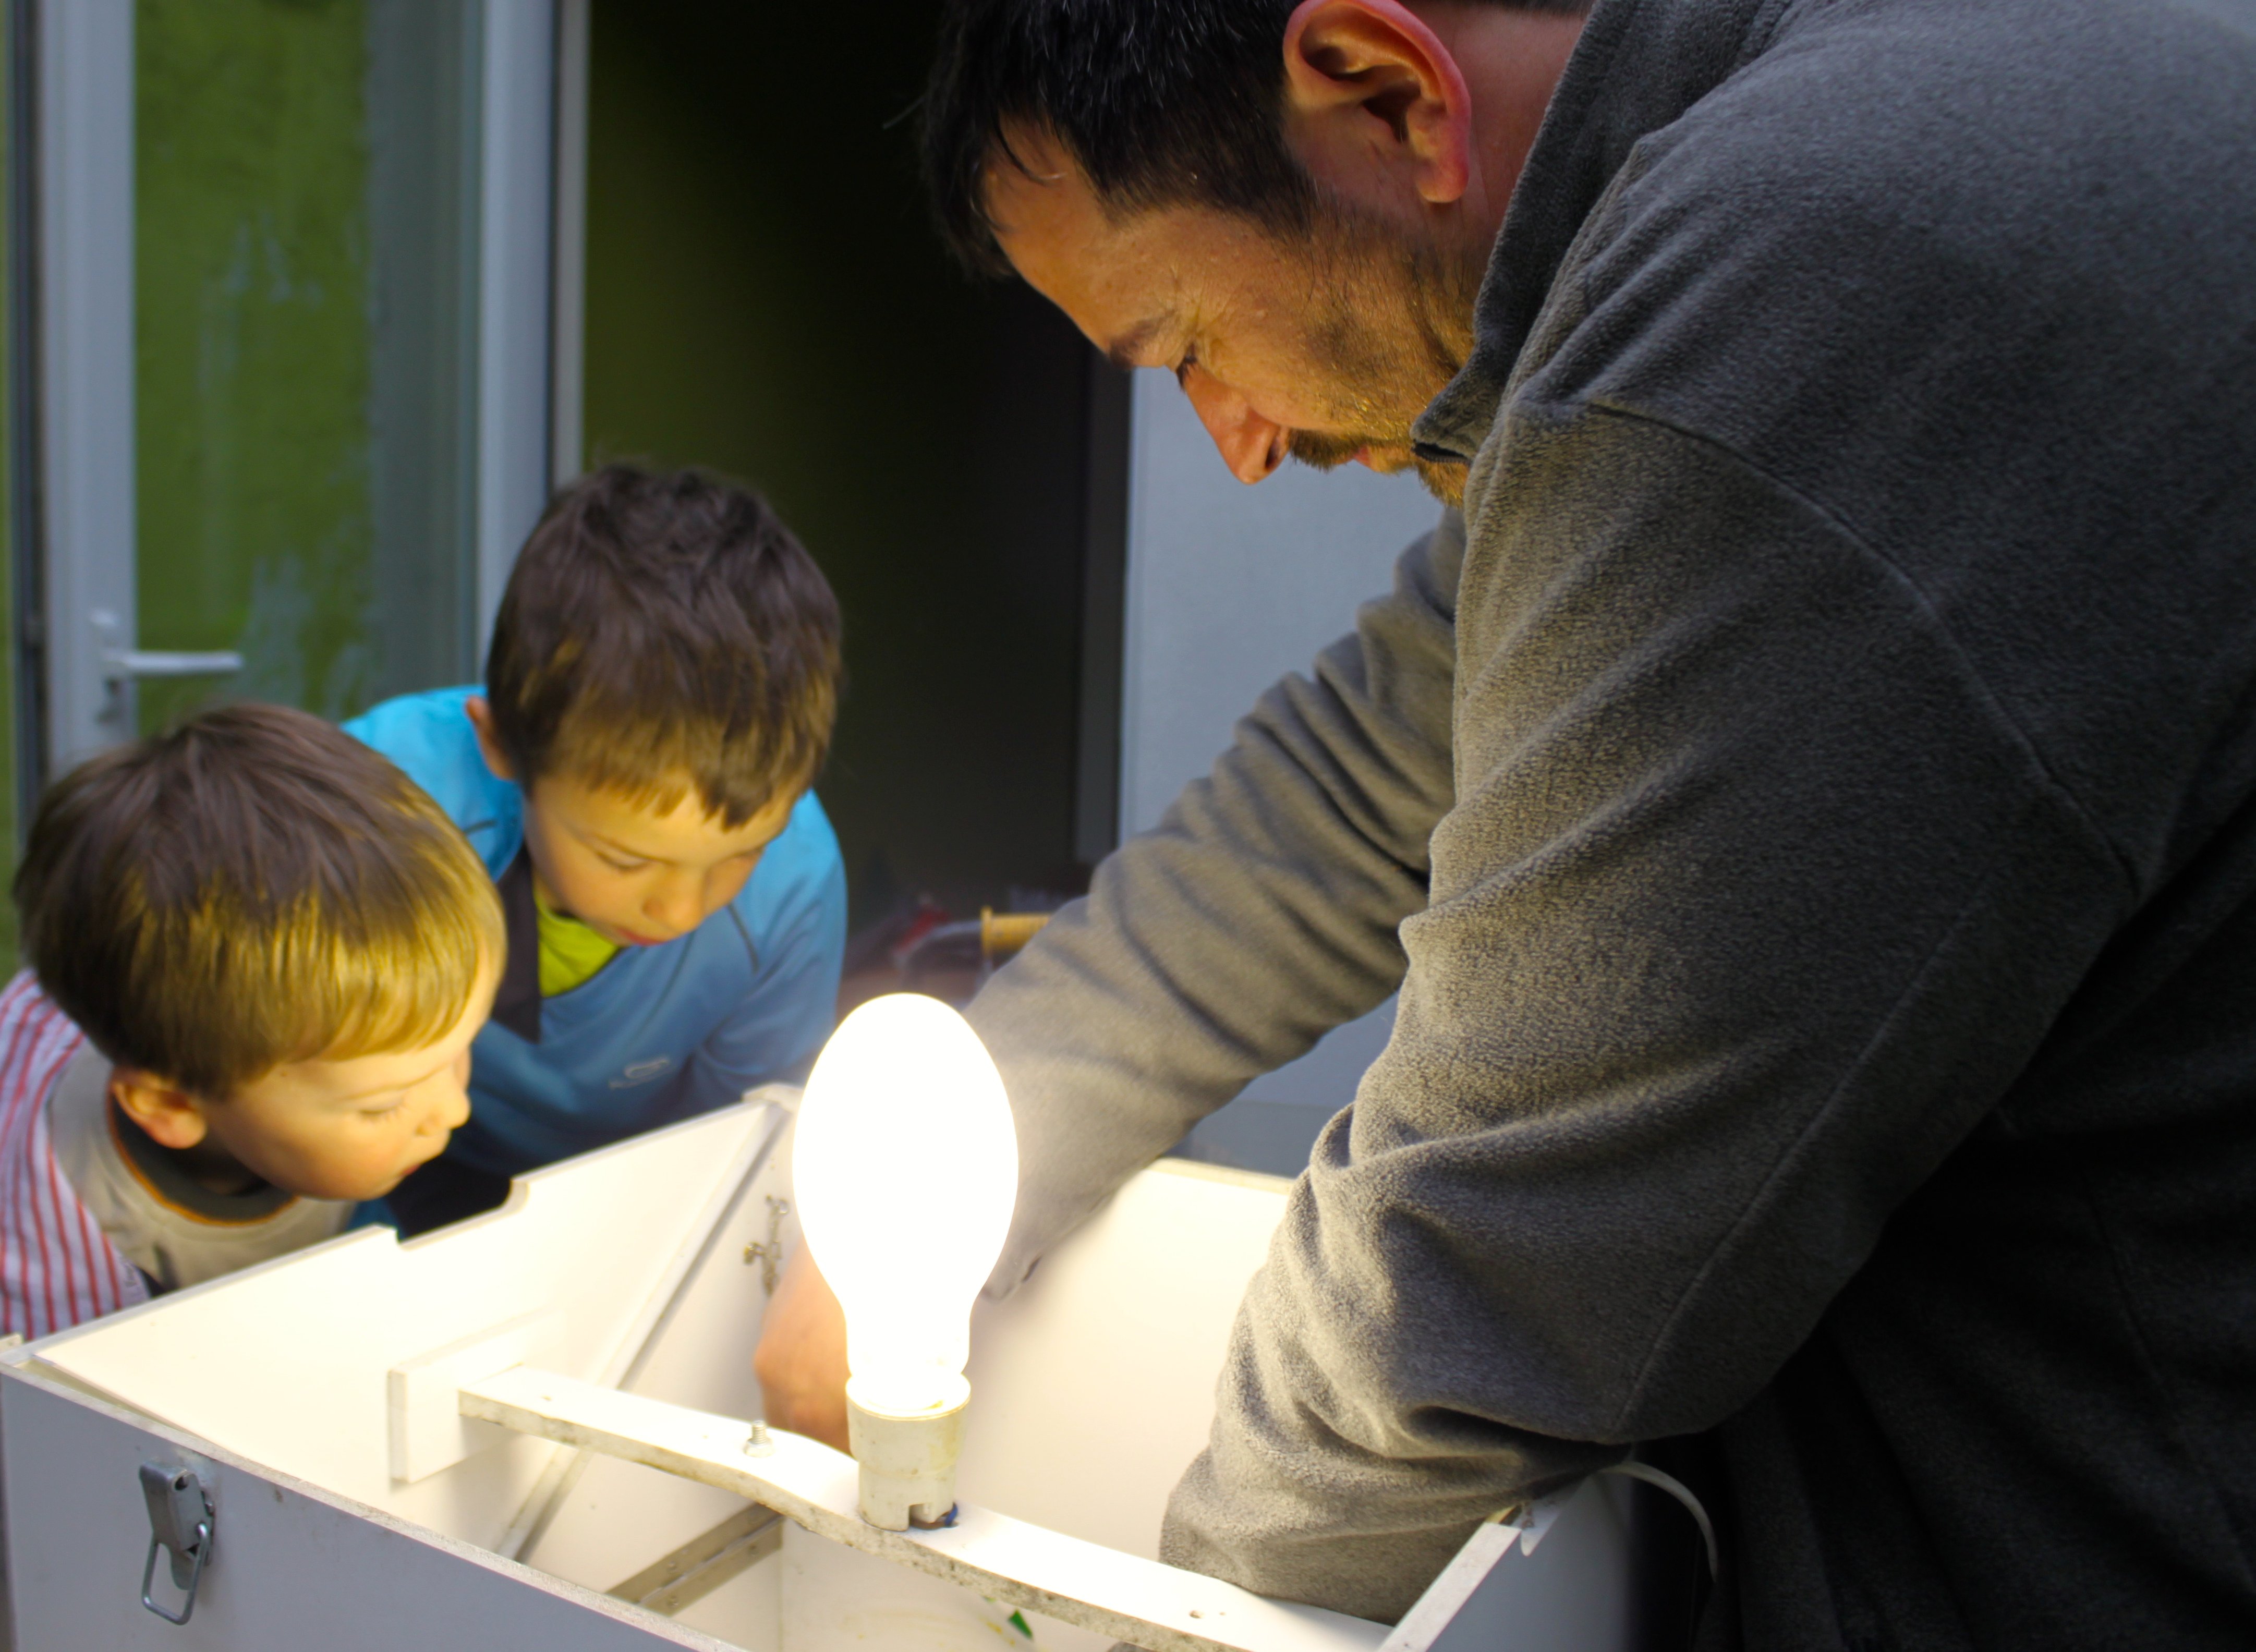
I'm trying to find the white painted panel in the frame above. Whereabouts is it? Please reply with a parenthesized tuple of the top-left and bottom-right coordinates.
(519, 1133, 1291, 1604)
(525, 1122, 802, 1624)
(781, 1521, 1053, 1652)
(1, 1113, 1635, 1652)
(0, 1366, 718, 1652)
(1396, 1479, 1634, 1652)
(963, 1160, 1291, 1562)
(461, 1364, 1386, 1652)
(674, 1537, 783, 1648)
(391, 1307, 568, 1481)
(525, 1147, 1327, 1651)
(459, 1152, 1632, 1652)
(26, 1102, 784, 1552)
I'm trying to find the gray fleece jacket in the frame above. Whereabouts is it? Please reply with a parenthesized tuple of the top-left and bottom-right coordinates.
(964, 0, 2256, 1645)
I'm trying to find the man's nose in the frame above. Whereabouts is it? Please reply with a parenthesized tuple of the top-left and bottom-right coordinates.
(1183, 368, 1287, 484)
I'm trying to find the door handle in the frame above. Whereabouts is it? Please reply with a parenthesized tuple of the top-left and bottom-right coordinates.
(105, 649, 244, 678)
(89, 610, 243, 684)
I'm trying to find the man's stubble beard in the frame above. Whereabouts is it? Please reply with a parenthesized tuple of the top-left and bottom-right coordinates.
(1283, 201, 1486, 509)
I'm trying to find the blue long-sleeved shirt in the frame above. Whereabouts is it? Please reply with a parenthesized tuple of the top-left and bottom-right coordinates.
(346, 687, 845, 1176)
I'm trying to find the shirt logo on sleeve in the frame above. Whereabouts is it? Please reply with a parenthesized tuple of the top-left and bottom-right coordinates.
(609, 1056, 674, 1090)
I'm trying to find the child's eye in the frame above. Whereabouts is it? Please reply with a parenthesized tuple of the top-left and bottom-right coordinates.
(599, 855, 648, 872)
(361, 1098, 406, 1120)
(1173, 349, 1198, 387)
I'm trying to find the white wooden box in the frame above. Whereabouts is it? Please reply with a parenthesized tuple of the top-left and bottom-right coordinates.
(0, 1093, 1641, 1651)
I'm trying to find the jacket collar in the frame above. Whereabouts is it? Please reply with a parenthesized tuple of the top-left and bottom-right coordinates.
(1412, 0, 1794, 466)
(491, 848, 544, 1044)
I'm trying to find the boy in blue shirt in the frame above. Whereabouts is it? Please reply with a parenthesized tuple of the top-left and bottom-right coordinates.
(349, 465, 846, 1232)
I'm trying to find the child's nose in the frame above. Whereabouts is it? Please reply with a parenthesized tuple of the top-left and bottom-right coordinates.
(421, 1079, 471, 1136)
(645, 873, 702, 936)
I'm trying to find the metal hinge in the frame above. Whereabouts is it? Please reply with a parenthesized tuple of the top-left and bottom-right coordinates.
(139, 1463, 215, 1625)
(742, 1195, 791, 1294)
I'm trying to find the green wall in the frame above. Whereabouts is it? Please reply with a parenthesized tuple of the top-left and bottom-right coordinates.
(133, 0, 475, 736)
(584, 0, 1099, 927)
(0, 1, 471, 970)
(135, 0, 378, 730)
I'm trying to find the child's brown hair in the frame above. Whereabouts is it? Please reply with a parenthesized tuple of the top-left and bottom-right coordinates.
(14, 703, 504, 1098)
(483, 464, 843, 827)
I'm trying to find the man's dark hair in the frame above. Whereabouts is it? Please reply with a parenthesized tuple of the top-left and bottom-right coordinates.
(484, 463, 842, 828)
(923, 0, 1589, 275)
(15, 704, 503, 1098)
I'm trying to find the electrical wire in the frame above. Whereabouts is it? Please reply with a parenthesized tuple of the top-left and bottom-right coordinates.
(1603, 1460, 1720, 1582)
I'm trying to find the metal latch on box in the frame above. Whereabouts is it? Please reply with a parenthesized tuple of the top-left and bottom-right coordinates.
(139, 1462, 215, 1625)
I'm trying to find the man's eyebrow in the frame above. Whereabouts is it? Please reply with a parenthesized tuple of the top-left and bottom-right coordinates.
(1104, 314, 1170, 371)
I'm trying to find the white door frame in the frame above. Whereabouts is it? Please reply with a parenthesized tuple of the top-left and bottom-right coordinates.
(474, 0, 565, 660)
(24, 0, 575, 775)
(34, 0, 135, 773)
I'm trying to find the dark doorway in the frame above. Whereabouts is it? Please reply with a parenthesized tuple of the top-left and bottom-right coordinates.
(583, 0, 1125, 932)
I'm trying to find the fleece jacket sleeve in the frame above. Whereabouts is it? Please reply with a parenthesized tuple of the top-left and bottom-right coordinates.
(965, 513, 1462, 1296)
(1155, 401, 2132, 1623)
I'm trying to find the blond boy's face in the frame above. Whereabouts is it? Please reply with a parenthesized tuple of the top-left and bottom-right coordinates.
(518, 769, 797, 949)
(118, 964, 498, 1203)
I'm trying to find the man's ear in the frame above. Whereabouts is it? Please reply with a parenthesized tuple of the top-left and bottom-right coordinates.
(463, 696, 518, 784)
(1281, 0, 1474, 209)
(109, 1067, 211, 1151)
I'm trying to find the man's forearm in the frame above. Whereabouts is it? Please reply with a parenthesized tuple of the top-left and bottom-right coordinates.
(969, 516, 1463, 1293)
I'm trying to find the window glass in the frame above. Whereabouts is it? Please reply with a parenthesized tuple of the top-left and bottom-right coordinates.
(134, 0, 476, 734)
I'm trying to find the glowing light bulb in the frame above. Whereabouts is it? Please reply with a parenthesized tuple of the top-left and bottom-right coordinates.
(793, 993, 1018, 1526)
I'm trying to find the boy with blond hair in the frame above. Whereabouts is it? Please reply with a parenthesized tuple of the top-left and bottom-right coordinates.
(349, 464, 846, 1231)
(0, 704, 502, 1338)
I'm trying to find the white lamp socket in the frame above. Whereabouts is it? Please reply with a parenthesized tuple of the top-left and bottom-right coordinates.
(846, 1380, 969, 1530)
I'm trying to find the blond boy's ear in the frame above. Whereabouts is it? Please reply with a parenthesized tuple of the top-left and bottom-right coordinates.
(462, 696, 518, 783)
(108, 1067, 212, 1151)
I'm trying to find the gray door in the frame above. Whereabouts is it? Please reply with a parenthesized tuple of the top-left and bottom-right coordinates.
(29, 0, 571, 777)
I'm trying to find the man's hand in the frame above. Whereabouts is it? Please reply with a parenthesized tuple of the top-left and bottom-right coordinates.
(755, 1245, 852, 1451)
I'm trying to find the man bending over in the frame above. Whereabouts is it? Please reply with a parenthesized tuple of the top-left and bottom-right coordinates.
(763, 2, 2256, 1644)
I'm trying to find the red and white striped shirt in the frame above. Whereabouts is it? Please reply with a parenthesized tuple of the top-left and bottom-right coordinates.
(0, 972, 148, 1338)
